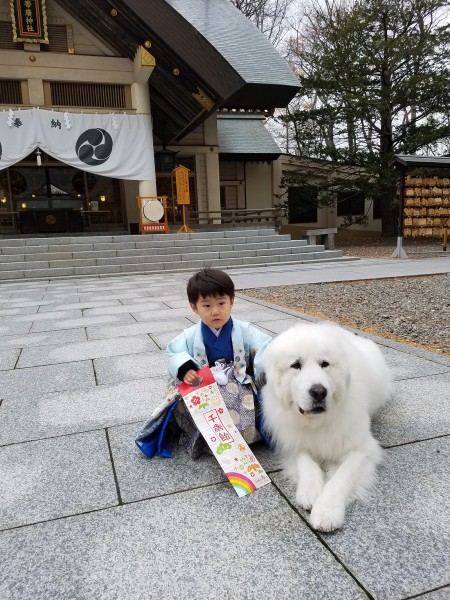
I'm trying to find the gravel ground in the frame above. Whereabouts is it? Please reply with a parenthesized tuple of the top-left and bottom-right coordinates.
(337, 236, 448, 260)
(241, 245, 450, 357)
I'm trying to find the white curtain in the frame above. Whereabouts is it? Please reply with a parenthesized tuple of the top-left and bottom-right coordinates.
(0, 109, 36, 169)
(0, 108, 156, 181)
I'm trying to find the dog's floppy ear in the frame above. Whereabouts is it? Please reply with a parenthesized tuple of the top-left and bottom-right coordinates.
(264, 360, 283, 391)
(255, 370, 267, 390)
(262, 343, 282, 390)
(263, 338, 297, 410)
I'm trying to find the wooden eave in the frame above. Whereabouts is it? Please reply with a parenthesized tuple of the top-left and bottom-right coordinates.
(391, 155, 450, 169)
(220, 153, 280, 163)
(55, 0, 297, 144)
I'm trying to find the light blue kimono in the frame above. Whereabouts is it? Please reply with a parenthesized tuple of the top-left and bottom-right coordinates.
(135, 317, 272, 458)
(167, 317, 271, 385)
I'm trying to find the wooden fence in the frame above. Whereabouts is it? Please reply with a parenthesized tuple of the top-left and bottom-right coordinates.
(187, 208, 281, 228)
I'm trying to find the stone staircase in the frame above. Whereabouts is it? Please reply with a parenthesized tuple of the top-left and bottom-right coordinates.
(0, 228, 356, 281)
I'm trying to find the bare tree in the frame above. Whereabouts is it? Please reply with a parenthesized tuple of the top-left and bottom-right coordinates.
(230, 0, 295, 47)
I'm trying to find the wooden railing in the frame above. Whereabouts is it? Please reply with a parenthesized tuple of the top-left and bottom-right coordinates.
(187, 208, 281, 228)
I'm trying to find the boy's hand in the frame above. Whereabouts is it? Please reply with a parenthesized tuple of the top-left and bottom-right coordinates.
(183, 369, 200, 385)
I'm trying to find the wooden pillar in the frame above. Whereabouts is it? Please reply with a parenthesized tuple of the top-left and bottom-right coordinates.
(130, 46, 157, 224)
(204, 114, 221, 223)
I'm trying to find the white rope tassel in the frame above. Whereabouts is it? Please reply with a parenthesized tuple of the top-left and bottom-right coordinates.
(7, 109, 14, 127)
(63, 112, 72, 129)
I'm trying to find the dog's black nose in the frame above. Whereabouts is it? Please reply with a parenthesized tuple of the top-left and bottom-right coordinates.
(309, 384, 327, 404)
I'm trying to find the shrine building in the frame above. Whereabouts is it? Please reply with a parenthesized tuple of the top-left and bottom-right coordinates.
(0, 0, 299, 235)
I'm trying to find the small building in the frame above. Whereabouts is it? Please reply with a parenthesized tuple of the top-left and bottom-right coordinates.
(273, 154, 383, 238)
(0, 0, 298, 235)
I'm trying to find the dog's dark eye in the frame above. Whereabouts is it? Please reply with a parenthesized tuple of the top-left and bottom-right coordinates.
(290, 360, 302, 370)
(320, 361, 330, 368)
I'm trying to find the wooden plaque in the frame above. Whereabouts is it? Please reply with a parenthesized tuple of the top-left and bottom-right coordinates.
(175, 165, 190, 205)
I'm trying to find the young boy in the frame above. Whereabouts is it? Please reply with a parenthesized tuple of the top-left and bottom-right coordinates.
(135, 268, 272, 459)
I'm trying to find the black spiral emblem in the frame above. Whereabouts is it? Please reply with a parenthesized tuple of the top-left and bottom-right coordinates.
(75, 129, 113, 166)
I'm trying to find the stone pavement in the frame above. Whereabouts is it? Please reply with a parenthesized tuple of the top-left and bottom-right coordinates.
(0, 257, 449, 600)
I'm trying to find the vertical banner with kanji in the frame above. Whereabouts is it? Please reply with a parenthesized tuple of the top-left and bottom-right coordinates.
(10, 0, 49, 44)
(174, 165, 190, 205)
(174, 164, 192, 233)
(178, 367, 271, 497)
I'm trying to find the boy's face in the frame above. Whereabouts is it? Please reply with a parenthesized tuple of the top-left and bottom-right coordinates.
(190, 294, 234, 330)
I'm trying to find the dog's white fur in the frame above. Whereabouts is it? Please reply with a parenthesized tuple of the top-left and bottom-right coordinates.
(262, 321, 392, 532)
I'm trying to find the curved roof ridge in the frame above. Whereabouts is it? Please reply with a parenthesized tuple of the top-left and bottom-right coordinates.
(164, 0, 298, 87)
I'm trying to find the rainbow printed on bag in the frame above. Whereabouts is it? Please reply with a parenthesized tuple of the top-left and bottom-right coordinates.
(226, 472, 257, 495)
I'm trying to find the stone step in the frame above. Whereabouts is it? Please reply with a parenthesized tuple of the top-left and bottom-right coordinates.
(0, 229, 356, 282)
(0, 244, 326, 272)
(0, 228, 277, 248)
(0, 236, 305, 258)
(0, 239, 310, 263)
(0, 251, 357, 281)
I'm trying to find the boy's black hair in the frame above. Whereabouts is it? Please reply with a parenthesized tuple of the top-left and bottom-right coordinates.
(187, 268, 235, 304)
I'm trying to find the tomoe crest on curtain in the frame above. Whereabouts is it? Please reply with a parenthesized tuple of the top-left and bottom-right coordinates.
(75, 129, 113, 166)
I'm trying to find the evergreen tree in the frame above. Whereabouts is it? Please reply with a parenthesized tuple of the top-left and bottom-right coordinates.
(283, 0, 450, 234)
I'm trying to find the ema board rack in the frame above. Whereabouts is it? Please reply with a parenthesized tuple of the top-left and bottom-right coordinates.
(403, 175, 450, 237)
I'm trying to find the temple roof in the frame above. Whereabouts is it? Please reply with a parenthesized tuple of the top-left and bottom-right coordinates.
(217, 113, 281, 162)
(54, 0, 299, 144)
(391, 155, 450, 169)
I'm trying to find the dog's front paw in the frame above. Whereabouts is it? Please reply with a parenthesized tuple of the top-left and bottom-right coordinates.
(310, 500, 345, 532)
(295, 481, 324, 511)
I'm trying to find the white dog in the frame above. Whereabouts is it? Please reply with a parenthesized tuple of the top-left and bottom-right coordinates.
(261, 321, 392, 532)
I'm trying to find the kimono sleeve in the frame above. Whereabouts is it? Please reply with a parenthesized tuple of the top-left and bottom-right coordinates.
(166, 329, 200, 380)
